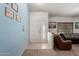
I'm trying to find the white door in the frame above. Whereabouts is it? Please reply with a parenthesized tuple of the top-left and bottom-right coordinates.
(30, 20, 41, 43)
(30, 12, 48, 43)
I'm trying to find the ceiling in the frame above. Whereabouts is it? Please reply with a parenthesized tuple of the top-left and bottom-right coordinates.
(28, 3, 79, 17)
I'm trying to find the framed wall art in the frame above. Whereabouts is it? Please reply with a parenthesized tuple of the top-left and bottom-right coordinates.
(11, 3, 18, 12)
(16, 15, 21, 22)
(5, 7, 14, 19)
(48, 22, 56, 28)
(75, 22, 79, 29)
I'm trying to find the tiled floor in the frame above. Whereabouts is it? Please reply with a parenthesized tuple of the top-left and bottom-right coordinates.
(27, 43, 52, 49)
(22, 43, 79, 56)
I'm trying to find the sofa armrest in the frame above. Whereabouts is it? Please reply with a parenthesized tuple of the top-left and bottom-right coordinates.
(63, 40, 72, 43)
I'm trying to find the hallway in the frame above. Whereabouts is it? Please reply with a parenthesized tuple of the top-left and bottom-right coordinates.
(1, 3, 79, 56)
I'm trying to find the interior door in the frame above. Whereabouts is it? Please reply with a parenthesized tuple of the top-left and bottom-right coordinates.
(30, 19, 41, 43)
(30, 12, 48, 43)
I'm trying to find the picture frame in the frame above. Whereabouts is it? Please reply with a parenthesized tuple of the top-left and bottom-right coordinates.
(16, 15, 21, 22)
(48, 22, 56, 28)
(5, 7, 14, 19)
(75, 22, 79, 29)
(11, 3, 18, 12)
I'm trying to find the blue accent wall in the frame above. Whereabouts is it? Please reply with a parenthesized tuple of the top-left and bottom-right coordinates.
(0, 3, 29, 56)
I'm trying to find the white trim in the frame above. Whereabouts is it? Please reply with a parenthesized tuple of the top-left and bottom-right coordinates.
(19, 42, 29, 56)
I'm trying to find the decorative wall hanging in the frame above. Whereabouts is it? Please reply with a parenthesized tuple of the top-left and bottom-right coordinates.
(11, 3, 18, 12)
(48, 22, 56, 28)
(16, 15, 21, 22)
(75, 22, 79, 29)
(5, 7, 14, 19)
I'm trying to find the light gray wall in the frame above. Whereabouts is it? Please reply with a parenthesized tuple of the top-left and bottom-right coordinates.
(49, 17, 79, 34)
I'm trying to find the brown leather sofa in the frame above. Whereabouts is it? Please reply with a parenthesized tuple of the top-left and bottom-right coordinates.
(60, 33, 79, 44)
(54, 35, 72, 50)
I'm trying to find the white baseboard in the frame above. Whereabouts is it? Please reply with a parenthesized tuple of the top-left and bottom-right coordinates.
(19, 43, 29, 56)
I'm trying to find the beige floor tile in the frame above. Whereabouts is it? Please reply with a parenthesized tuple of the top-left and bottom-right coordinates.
(27, 43, 52, 49)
